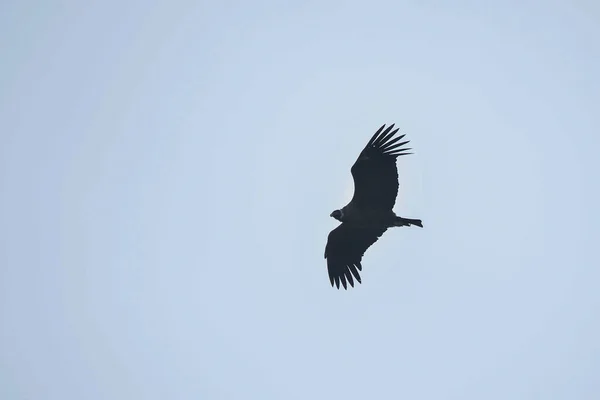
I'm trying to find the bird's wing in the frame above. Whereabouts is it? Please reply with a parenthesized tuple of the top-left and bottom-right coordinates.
(324, 223, 388, 289)
(350, 124, 412, 210)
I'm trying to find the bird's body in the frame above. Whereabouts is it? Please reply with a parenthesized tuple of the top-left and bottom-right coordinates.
(337, 203, 396, 227)
(325, 124, 423, 289)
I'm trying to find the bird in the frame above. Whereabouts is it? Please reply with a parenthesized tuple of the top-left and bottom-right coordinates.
(324, 123, 423, 289)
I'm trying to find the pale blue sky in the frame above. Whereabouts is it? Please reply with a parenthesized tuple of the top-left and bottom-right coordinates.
(1, 1, 599, 399)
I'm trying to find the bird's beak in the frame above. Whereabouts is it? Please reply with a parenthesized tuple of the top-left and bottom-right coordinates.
(329, 212, 334, 217)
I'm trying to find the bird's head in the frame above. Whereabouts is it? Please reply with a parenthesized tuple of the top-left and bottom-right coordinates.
(330, 209, 344, 222)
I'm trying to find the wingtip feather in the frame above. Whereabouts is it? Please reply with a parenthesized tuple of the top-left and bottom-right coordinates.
(372, 124, 395, 147)
(389, 150, 413, 157)
(366, 124, 387, 147)
(340, 274, 348, 290)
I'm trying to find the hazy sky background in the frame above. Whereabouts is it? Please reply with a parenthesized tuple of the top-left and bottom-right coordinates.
(1, 1, 599, 399)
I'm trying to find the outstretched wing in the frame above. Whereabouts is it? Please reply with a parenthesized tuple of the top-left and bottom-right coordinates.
(350, 124, 412, 211)
(324, 223, 388, 289)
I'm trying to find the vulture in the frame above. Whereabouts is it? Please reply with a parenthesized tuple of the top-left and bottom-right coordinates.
(324, 124, 423, 289)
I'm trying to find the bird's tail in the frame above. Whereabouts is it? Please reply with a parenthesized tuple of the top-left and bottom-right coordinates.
(393, 216, 423, 228)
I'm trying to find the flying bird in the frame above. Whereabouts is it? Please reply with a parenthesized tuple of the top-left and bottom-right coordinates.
(324, 124, 423, 289)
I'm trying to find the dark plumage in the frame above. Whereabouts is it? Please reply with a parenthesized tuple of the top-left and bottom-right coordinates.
(324, 124, 423, 289)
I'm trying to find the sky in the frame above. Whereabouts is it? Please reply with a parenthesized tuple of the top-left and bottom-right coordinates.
(1, 0, 599, 399)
